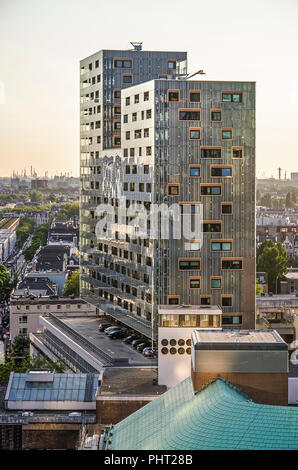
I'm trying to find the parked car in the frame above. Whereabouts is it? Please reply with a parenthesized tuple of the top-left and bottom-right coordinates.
(143, 347, 157, 357)
(132, 339, 146, 348)
(108, 329, 128, 339)
(104, 326, 122, 335)
(136, 342, 151, 352)
(123, 335, 139, 344)
(98, 323, 112, 332)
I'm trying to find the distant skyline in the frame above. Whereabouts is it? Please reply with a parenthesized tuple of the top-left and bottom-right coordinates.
(0, 0, 297, 178)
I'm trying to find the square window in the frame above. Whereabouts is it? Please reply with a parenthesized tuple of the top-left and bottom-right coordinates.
(168, 60, 176, 69)
(168, 91, 179, 102)
(190, 128, 200, 140)
(123, 75, 132, 84)
(190, 278, 201, 289)
(222, 296, 233, 307)
(168, 184, 179, 196)
(190, 91, 201, 102)
(125, 97, 130, 105)
(190, 166, 200, 177)
(211, 110, 221, 121)
(221, 203, 233, 214)
(222, 129, 232, 140)
(211, 278, 221, 289)
(233, 148, 243, 158)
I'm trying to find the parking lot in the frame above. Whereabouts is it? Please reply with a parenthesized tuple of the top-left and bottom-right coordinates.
(61, 317, 157, 366)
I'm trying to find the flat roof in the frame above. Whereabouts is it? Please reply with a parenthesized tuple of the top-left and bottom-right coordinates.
(192, 329, 287, 350)
(159, 305, 222, 315)
(99, 367, 166, 397)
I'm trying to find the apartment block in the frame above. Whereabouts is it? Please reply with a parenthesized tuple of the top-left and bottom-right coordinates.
(80, 47, 256, 341)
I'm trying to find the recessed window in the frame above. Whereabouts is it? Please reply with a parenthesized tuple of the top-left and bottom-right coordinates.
(222, 128, 233, 140)
(125, 131, 130, 140)
(200, 184, 222, 196)
(144, 91, 149, 101)
(201, 147, 221, 159)
(189, 277, 201, 289)
(114, 105, 121, 115)
(135, 129, 142, 139)
(211, 109, 221, 121)
(114, 59, 132, 68)
(179, 109, 201, 121)
(132, 112, 137, 122)
(114, 135, 121, 146)
(114, 89, 121, 99)
(189, 165, 200, 177)
(222, 92, 242, 103)
(188, 241, 200, 251)
(221, 258, 243, 270)
(144, 165, 149, 174)
(168, 90, 180, 101)
(189, 128, 201, 140)
(134, 94, 139, 104)
(146, 146, 152, 156)
(179, 258, 201, 270)
(222, 315, 242, 325)
(221, 203, 233, 215)
(146, 109, 152, 119)
(211, 240, 232, 252)
(189, 91, 201, 102)
(144, 128, 149, 137)
(123, 74, 132, 84)
(211, 277, 222, 289)
(114, 121, 121, 130)
(168, 184, 180, 196)
(203, 222, 222, 233)
(200, 296, 211, 306)
(232, 147, 243, 159)
(125, 97, 130, 106)
(168, 296, 180, 305)
(167, 60, 177, 69)
(221, 295, 233, 307)
(211, 166, 232, 177)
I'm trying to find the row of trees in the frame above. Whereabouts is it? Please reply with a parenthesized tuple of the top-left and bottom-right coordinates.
(258, 190, 297, 209)
(23, 223, 49, 262)
(16, 217, 35, 248)
(63, 270, 80, 297)
(0, 264, 17, 303)
(257, 240, 289, 293)
(0, 335, 66, 385)
(56, 202, 79, 218)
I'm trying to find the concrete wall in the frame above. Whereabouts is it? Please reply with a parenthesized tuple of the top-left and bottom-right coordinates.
(22, 423, 80, 450)
(96, 397, 153, 426)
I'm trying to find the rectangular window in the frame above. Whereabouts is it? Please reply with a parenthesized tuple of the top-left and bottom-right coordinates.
(179, 109, 201, 121)
(222, 315, 242, 325)
(211, 277, 222, 289)
(123, 74, 132, 84)
(125, 97, 130, 106)
(168, 295, 180, 305)
(232, 147, 243, 159)
(168, 183, 180, 196)
(189, 277, 201, 289)
(200, 296, 211, 306)
(144, 128, 149, 137)
(114, 58, 132, 68)
(130, 148, 135, 157)
(125, 131, 130, 140)
(114, 105, 121, 115)
(222, 128, 233, 140)
(114, 135, 121, 146)
(179, 258, 201, 270)
(129, 182, 135, 191)
(200, 184, 222, 196)
(134, 94, 139, 104)
(135, 129, 142, 139)
(187, 240, 201, 251)
(144, 165, 149, 174)
(221, 295, 233, 307)
(114, 89, 121, 99)
(146, 109, 152, 119)
(211, 109, 222, 121)
(189, 128, 201, 140)
(168, 90, 180, 101)
(144, 91, 149, 101)
(211, 240, 232, 252)
(123, 114, 128, 123)
(203, 221, 222, 233)
(189, 91, 201, 102)
(146, 146, 152, 156)
(211, 165, 232, 177)
(221, 202, 233, 215)
(158, 74, 168, 80)
(222, 91, 242, 103)
(132, 112, 137, 122)
(167, 60, 177, 69)
(189, 165, 201, 177)
(114, 120, 121, 130)
(201, 147, 222, 159)
(221, 258, 243, 270)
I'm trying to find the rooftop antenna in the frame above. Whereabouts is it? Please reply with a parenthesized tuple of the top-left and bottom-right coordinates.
(278, 167, 282, 180)
(130, 42, 143, 51)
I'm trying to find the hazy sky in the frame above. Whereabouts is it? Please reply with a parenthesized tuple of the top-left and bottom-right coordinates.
(0, 0, 297, 178)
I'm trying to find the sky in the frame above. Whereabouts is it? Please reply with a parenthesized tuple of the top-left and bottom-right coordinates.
(0, 0, 297, 178)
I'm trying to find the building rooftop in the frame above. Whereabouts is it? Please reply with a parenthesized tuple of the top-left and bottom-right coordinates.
(5, 371, 99, 405)
(98, 367, 166, 397)
(192, 329, 287, 350)
(13, 276, 58, 297)
(103, 377, 298, 450)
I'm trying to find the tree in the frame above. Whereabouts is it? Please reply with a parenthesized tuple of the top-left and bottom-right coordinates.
(285, 192, 294, 208)
(0, 265, 16, 302)
(0, 355, 66, 385)
(63, 270, 80, 297)
(259, 193, 272, 208)
(58, 202, 79, 218)
(29, 189, 44, 203)
(23, 223, 49, 262)
(256, 279, 264, 295)
(257, 241, 289, 293)
(16, 217, 35, 248)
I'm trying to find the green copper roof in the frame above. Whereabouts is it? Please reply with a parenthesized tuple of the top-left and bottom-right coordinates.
(105, 378, 298, 450)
